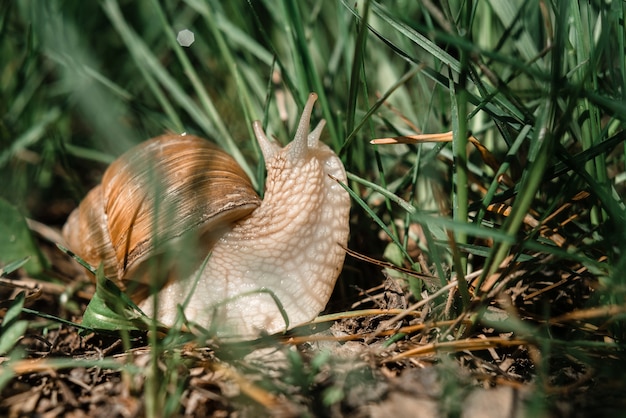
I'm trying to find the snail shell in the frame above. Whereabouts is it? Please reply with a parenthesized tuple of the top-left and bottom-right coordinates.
(63, 134, 260, 298)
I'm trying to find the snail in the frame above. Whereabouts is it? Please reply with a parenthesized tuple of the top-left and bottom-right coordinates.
(63, 93, 350, 337)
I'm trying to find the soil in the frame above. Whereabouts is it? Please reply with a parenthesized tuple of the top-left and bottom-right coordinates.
(1, 229, 624, 418)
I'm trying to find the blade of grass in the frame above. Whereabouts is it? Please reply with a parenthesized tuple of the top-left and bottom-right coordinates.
(476, 100, 556, 293)
(102, 0, 256, 184)
(182, 0, 262, 149)
(569, 2, 609, 227)
(281, 0, 340, 149)
(341, 65, 420, 156)
(473, 124, 532, 225)
(345, 0, 370, 136)
(0, 108, 60, 168)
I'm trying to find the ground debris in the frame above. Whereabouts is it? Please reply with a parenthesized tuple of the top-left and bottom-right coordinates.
(2, 222, 625, 417)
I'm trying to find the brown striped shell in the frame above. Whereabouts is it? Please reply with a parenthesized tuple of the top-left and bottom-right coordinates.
(62, 134, 260, 299)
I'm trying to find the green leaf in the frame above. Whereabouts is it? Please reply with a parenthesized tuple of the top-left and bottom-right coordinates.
(0, 321, 28, 356)
(80, 264, 147, 334)
(0, 292, 28, 355)
(0, 198, 47, 275)
(0, 365, 16, 393)
(0, 257, 30, 277)
(2, 292, 25, 328)
(323, 386, 345, 406)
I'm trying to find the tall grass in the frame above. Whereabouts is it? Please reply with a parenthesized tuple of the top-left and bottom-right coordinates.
(1, 0, 626, 416)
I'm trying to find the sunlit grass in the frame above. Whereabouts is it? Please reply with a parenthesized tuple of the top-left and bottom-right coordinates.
(1, 0, 626, 416)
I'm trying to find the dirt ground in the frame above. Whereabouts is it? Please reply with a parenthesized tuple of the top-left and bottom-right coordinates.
(2, 238, 622, 418)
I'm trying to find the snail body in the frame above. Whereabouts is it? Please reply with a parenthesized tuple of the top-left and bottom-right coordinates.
(63, 93, 350, 337)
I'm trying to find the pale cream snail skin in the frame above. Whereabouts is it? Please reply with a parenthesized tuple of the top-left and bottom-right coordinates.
(62, 93, 350, 337)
